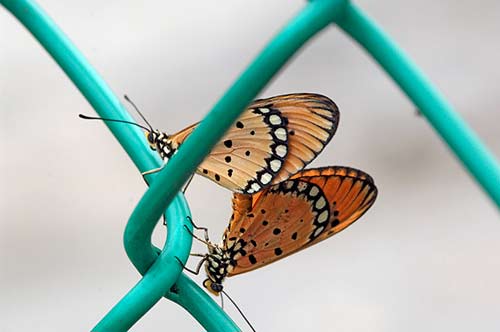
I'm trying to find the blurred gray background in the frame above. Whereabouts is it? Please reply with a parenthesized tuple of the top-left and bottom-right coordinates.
(1, 1, 500, 331)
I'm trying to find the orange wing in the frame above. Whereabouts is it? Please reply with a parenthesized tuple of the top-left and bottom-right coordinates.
(221, 166, 377, 276)
(168, 93, 339, 193)
(250, 94, 339, 184)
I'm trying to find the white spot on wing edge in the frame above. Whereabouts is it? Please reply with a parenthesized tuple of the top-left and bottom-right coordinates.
(315, 196, 326, 209)
(269, 114, 281, 125)
(274, 127, 287, 141)
(313, 225, 325, 237)
(317, 210, 328, 223)
(309, 186, 320, 197)
(260, 172, 272, 185)
(275, 144, 287, 157)
(297, 182, 308, 192)
(270, 159, 282, 172)
(251, 182, 261, 192)
(259, 107, 270, 114)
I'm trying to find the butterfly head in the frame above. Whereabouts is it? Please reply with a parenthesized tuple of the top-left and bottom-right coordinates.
(145, 130, 175, 159)
(203, 278, 224, 296)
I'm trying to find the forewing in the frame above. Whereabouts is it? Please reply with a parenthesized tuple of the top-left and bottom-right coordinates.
(225, 166, 377, 276)
(170, 107, 289, 193)
(250, 93, 339, 184)
(169, 93, 339, 193)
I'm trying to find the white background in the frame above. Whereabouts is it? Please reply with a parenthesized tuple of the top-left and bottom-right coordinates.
(1, 1, 500, 331)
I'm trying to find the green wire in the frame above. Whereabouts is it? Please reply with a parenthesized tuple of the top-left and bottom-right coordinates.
(0, 0, 155, 172)
(1, 0, 348, 330)
(337, 3, 500, 207)
(122, 0, 348, 330)
(0, 0, 234, 330)
(3, 0, 500, 331)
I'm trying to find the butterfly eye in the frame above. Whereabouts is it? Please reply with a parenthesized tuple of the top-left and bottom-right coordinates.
(147, 132, 156, 144)
(211, 283, 223, 293)
(203, 278, 223, 295)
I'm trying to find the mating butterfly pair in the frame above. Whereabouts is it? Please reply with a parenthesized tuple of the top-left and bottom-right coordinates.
(145, 94, 377, 332)
(141, 94, 377, 295)
(82, 93, 376, 299)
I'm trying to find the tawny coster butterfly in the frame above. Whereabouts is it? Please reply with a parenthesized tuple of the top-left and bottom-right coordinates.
(144, 93, 339, 194)
(186, 166, 377, 295)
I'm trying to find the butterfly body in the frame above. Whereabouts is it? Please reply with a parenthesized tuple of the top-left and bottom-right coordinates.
(146, 93, 339, 194)
(202, 244, 235, 295)
(146, 130, 176, 159)
(199, 166, 378, 295)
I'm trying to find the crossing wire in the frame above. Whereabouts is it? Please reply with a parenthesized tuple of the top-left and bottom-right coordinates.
(2, 0, 499, 331)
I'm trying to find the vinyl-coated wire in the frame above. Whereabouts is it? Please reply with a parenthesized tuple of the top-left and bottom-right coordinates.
(2, 0, 499, 331)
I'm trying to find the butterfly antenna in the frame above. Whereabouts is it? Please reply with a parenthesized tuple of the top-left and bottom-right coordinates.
(221, 290, 256, 332)
(78, 114, 150, 131)
(124, 94, 154, 132)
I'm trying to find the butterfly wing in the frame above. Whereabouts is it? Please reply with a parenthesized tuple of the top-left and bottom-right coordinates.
(250, 94, 339, 184)
(168, 93, 339, 193)
(222, 166, 377, 276)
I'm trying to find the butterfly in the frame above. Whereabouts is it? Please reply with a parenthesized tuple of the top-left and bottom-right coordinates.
(186, 166, 378, 295)
(145, 93, 339, 194)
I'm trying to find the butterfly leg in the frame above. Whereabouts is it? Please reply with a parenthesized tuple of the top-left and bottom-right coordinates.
(142, 164, 193, 195)
(175, 255, 207, 275)
(142, 166, 163, 177)
(186, 216, 210, 244)
(141, 159, 168, 184)
(186, 216, 210, 242)
(182, 173, 195, 194)
(183, 225, 211, 246)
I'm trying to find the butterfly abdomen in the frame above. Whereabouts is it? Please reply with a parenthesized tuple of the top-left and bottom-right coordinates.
(205, 245, 237, 285)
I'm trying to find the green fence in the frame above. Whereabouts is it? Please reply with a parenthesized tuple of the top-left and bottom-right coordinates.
(2, 0, 499, 331)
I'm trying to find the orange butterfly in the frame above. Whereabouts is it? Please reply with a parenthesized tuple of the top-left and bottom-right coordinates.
(145, 93, 339, 194)
(187, 166, 377, 295)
